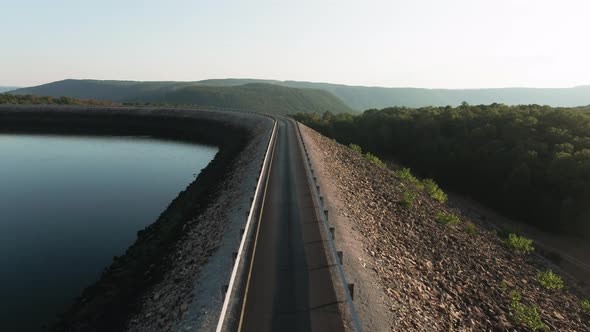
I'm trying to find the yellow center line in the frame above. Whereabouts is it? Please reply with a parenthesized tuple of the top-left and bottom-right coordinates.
(237, 124, 279, 331)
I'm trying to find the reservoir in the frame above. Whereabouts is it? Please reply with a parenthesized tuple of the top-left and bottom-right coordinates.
(0, 134, 218, 331)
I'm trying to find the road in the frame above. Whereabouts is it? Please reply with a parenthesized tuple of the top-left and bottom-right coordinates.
(237, 117, 345, 331)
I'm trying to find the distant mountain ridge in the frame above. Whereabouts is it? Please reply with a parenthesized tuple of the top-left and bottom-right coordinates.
(196, 79, 590, 110)
(0, 86, 20, 93)
(10, 80, 352, 115)
(11, 79, 590, 112)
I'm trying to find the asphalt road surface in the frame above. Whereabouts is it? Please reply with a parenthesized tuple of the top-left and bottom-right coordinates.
(237, 117, 345, 332)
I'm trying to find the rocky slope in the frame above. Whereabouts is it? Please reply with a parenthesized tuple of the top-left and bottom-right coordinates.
(126, 118, 270, 331)
(299, 124, 589, 331)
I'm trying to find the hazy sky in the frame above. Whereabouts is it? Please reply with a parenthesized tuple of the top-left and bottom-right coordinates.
(2, 0, 589, 88)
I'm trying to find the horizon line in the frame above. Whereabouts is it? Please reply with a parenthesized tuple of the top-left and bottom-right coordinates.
(3, 78, 590, 91)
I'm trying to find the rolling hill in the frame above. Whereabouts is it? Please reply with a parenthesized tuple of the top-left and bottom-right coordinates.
(12, 79, 590, 112)
(196, 79, 590, 110)
(10, 80, 352, 115)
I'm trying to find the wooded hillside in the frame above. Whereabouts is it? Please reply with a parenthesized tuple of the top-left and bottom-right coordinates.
(294, 103, 590, 238)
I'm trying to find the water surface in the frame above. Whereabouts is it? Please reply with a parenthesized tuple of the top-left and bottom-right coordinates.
(0, 134, 217, 331)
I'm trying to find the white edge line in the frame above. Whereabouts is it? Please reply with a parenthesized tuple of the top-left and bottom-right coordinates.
(215, 116, 277, 332)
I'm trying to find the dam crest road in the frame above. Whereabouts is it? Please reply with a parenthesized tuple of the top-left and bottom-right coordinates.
(236, 117, 346, 332)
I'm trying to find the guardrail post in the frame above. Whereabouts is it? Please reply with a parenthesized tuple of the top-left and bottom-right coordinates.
(291, 119, 362, 330)
(324, 209, 329, 221)
(221, 284, 228, 297)
(232, 252, 237, 263)
(348, 284, 355, 301)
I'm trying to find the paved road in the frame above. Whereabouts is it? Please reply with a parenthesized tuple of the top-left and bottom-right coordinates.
(237, 117, 344, 331)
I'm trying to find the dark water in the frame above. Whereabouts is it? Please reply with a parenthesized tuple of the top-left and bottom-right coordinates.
(0, 134, 217, 331)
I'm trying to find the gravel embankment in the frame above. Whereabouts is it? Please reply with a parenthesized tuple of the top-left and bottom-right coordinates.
(127, 116, 270, 331)
(300, 123, 589, 331)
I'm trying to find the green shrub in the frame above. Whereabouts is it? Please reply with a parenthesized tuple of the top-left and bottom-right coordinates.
(436, 212, 461, 226)
(399, 190, 416, 208)
(365, 152, 386, 168)
(509, 291, 546, 331)
(536, 270, 564, 290)
(510, 290, 522, 301)
(499, 224, 524, 239)
(396, 168, 419, 184)
(505, 233, 534, 254)
(349, 143, 362, 153)
(465, 221, 477, 234)
(422, 178, 448, 203)
(395, 169, 449, 204)
(580, 299, 590, 314)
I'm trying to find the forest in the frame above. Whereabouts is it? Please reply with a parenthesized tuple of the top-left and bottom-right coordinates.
(293, 103, 590, 238)
(0, 93, 119, 106)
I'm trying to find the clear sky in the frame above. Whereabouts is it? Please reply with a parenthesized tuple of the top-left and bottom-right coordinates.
(2, 0, 589, 88)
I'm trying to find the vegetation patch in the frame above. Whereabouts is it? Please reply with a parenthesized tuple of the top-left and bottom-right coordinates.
(364, 152, 386, 168)
(505, 233, 534, 254)
(509, 291, 546, 331)
(348, 143, 362, 153)
(395, 168, 420, 185)
(435, 212, 461, 226)
(536, 270, 564, 290)
(499, 224, 524, 239)
(0, 93, 119, 106)
(421, 178, 447, 203)
(399, 190, 416, 208)
(464, 221, 477, 234)
(581, 299, 590, 315)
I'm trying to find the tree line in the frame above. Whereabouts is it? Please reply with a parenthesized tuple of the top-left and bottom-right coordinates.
(293, 103, 590, 238)
(0, 93, 120, 106)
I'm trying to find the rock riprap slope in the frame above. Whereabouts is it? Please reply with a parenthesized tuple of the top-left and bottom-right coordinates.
(299, 124, 589, 331)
